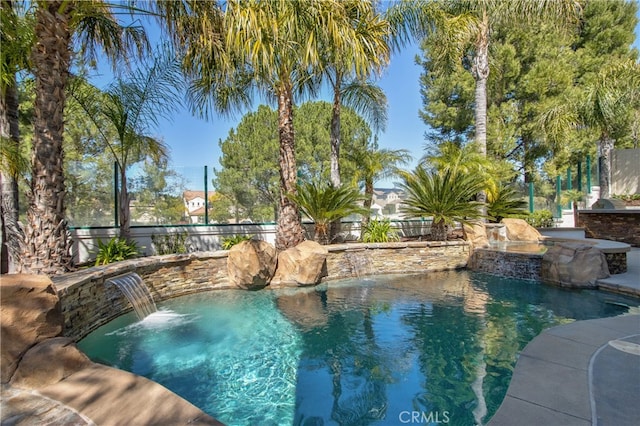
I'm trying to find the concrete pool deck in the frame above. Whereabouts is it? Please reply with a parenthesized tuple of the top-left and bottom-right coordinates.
(2, 249, 639, 425)
(488, 314, 640, 426)
(489, 248, 640, 426)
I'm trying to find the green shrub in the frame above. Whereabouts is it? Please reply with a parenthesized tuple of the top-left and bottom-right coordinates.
(361, 219, 399, 243)
(287, 181, 367, 244)
(221, 235, 253, 250)
(612, 193, 640, 201)
(94, 237, 141, 266)
(487, 183, 528, 223)
(526, 210, 554, 228)
(151, 232, 189, 255)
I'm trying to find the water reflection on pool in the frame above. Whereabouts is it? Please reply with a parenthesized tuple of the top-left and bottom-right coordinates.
(78, 271, 638, 426)
(487, 241, 549, 254)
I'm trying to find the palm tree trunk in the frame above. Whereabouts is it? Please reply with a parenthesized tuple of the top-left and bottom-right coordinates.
(329, 74, 343, 242)
(1, 77, 24, 273)
(472, 18, 490, 211)
(118, 165, 131, 240)
(362, 178, 374, 227)
(21, 1, 74, 274)
(314, 222, 330, 245)
(275, 82, 304, 250)
(598, 136, 614, 199)
(330, 73, 342, 188)
(430, 219, 447, 241)
(472, 21, 489, 158)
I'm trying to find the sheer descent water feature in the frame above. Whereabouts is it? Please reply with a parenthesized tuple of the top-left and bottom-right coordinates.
(106, 272, 157, 320)
(344, 250, 373, 278)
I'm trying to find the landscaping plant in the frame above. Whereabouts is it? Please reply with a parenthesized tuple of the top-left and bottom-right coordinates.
(151, 232, 189, 255)
(361, 218, 399, 243)
(526, 210, 554, 228)
(94, 237, 141, 265)
(221, 235, 253, 250)
(487, 183, 528, 223)
(287, 181, 368, 245)
(399, 166, 484, 241)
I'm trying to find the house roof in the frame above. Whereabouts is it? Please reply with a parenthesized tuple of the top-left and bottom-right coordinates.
(189, 206, 206, 216)
(183, 190, 206, 201)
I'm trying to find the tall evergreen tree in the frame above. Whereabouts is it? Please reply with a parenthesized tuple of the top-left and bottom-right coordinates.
(417, 0, 638, 195)
(213, 102, 373, 223)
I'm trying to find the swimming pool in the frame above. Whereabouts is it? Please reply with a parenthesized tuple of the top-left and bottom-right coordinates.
(78, 270, 638, 425)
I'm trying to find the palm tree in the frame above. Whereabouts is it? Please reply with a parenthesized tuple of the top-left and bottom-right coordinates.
(399, 166, 484, 241)
(0, 0, 31, 273)
(486, 183, 528, 223)
(579, 60, 640, 198)
(424, 140, 500, 215)
(330, 80, 388, 187)
(321, 1, 390, 187)
(345, 139, 412, 226)
(423, 141, 494, 180)
(538, 59, 640, 199)
(389, 0, 581, 157)
(157, 0, 381, 250)
(287, 181, 367, 245)
(69, 48, 183, 240)
(21, 0, 148, 274)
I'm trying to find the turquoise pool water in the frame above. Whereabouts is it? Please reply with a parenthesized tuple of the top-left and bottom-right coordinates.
(78, 271, 639, 426)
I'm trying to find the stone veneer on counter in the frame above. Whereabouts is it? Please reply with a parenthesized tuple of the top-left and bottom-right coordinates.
(578, 210, 640, 247)
(52, 241, 470, 341)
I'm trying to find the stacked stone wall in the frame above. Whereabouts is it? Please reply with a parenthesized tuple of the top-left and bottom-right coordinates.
(53, 242, 470, 341)
(468, 249, 543, 281)
(53, 252, 232, 341)
(325, 242, 469, 281)
(578, 210, 640, 246)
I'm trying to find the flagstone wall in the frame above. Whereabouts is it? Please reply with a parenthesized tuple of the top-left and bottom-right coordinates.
(53, 241, 471, 341)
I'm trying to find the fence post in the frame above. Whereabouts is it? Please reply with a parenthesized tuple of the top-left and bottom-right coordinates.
(528, 182, 534, 213)
(577, 161, 582, 192)
(566, 168, 572, 209)
(204, 165, 209, 225)
(556, 175, 562, 218)
(114, 161, 119, 228)
(586, 155, 592, 194)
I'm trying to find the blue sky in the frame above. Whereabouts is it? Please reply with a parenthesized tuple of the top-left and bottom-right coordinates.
(91, 12, 640, 190)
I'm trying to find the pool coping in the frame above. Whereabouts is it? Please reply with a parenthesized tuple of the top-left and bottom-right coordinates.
(3, 244, 639, 425)
(488, 314, 640, 426)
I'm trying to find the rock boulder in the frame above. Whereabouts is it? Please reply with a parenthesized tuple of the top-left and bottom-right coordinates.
(10, 337, 92, 388)
(463, 221, 489, 248)
(1, 275, 63, 383)
(541, 242, 610, 288)
(271, 240, 328, 288)
(227, 240, 277, 290)
(502, 218, 541, 242)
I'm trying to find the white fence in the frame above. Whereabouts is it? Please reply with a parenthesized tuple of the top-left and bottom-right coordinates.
(70, 219, 434, 264)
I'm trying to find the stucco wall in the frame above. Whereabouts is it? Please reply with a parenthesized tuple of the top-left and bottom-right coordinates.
(612, 149, 640, 195)
(53, 241, 470, 341)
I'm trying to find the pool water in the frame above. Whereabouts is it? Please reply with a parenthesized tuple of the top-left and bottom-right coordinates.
(78, 271, 639, 426)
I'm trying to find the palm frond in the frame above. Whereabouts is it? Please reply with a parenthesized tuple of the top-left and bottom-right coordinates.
(71, 1, 150, 71)
(341, 79, 388, 133)
(399, 166, 484, 227)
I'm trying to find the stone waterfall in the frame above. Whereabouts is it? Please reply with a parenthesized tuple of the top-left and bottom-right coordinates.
(106, 272, 157, 320)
